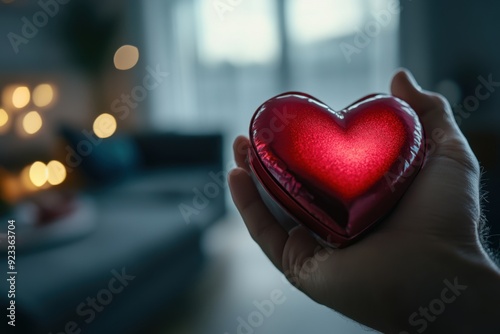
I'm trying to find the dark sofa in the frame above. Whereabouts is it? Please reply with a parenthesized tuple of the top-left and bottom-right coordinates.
(0, 133, 226, 334)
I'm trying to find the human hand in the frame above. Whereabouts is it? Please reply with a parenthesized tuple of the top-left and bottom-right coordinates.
(229, 70, 500, 333)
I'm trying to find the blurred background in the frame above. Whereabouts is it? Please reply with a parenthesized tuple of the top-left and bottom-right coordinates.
(0, 0, 498, 333)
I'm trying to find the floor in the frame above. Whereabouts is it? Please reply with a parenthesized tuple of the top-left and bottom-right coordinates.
(154, 214, 375, 334)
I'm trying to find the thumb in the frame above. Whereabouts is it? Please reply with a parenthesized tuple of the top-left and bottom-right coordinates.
(391, 69, 478, 171)
(391, 69, 459, 135)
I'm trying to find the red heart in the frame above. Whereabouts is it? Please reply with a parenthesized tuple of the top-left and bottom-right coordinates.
(248, 92, 425, 247)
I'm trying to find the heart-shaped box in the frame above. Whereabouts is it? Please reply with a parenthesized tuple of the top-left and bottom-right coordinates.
(248, 92, 425, 248)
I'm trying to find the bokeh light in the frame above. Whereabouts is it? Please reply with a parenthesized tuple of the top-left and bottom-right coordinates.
(1, 174, 22, 203)
(29, 161, 48, 187)
(0, 108, 8, 127)
(114, 45, 140, 70)
(33, 83, 55, 107)
(93, 113, 117, 138)
(22, 111, 43, 135)
(12, 86, 31, 109)
(20, 165, 38, 191)
(47, 160, 67, 186)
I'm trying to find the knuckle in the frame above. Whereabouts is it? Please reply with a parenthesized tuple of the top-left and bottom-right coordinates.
(429, 93, 450, 109)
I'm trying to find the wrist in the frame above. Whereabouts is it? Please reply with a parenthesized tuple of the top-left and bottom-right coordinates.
(435, 249, 500, 333)
(395, 243, 500, 334)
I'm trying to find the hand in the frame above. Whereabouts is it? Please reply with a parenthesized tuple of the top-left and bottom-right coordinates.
(228, 70, 500, 333)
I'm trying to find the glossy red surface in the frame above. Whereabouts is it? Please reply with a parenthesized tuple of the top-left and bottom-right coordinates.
(248, 92, 425, 247)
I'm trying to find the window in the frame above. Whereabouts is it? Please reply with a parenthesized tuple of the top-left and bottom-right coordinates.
(141, 0, 399, 140)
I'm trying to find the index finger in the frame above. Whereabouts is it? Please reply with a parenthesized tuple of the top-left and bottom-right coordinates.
(228, 168, 288, 271)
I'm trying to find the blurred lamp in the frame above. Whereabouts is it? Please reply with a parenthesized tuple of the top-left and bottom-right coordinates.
(0, 108, 8, 127)
(93, 113, 117, 138)
(47, 160, 67, 186)
(33, 83, 55, 108)
(22, 111, 43, 135)
(114, 45, 140, 70)
(20, 165, 38, 191)
(12, 86, 31, 109)
(29, 161, 48, 187)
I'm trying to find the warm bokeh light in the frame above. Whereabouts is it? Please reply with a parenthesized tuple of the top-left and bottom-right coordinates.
(29, 161, 48, 187)
(33, 83, 55, 107)
(114, 45, 140, 70)
(93, 113, 117, 138)
(22, 111, 43, 135)
(1, 175, 22, 203)
(20, 165, 38, 191)
(12, 86, 31, 109)
(47, 160, 67, 186)
(2, 86, 15, 109)
(0, 108, 8, 127)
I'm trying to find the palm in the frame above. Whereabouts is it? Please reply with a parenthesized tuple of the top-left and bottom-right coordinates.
(229, 71, 484, 331)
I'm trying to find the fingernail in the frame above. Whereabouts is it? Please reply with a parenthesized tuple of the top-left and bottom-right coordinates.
(229, 167, 247, 177)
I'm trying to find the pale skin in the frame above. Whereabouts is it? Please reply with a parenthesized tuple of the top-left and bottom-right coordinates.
(229, 70, 500, 333)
